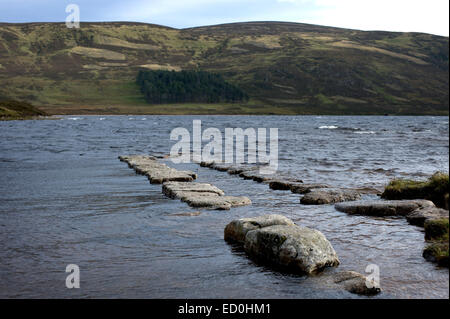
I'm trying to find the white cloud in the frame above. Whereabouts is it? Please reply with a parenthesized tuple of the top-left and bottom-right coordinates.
(278, 0, 449, 35)
(111, 0, 246, 21)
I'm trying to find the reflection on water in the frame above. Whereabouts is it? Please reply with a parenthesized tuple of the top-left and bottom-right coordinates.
(0, 115, 448, 298)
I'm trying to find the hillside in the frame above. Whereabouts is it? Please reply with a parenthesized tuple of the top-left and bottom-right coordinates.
(0, 99, 47, 120)
(0, 21, 448, 115)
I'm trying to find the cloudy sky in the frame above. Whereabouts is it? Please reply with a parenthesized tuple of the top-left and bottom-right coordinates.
(0, 0, 448, 36)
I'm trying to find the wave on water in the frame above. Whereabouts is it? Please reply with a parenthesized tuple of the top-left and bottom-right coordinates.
(318, 125, 372, 133)
(66, 117, 83, 121)
(318, 125, 338, 129)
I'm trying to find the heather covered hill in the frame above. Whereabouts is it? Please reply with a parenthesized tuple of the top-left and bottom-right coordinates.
(0, 99, 47, 120)
(0, 21, 448, 115)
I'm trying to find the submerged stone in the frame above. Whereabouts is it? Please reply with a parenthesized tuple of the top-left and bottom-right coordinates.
(333, 271, 381, 295)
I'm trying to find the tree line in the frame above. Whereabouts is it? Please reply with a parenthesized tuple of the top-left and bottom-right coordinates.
(137, 70, 248, 104)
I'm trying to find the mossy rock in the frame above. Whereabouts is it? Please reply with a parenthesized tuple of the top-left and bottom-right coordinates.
(423, 218, 449, 267)
(423, 242, 449, 267)
(382, 172, 449, 209)
(424, 218, 449, 241)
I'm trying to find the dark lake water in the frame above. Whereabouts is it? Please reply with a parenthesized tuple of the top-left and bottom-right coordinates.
(0, 115, 448, 298)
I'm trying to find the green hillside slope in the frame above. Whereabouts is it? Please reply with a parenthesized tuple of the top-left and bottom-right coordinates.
(0, 21, 448, 115)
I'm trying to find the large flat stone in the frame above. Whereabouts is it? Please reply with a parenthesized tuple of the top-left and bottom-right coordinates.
(120, 155, 197, 184)
(149, 169, 197, 184)
(335, 199, 435, 217)
(162, 181, 225, 199)
(301, 189, 361, 205)
(183, 195, 251, 210)
(269, 180, 304, 191)
(163, 181, 250, 210)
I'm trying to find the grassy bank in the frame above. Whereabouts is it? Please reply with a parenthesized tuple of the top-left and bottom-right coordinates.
(382, 172, 449, 209)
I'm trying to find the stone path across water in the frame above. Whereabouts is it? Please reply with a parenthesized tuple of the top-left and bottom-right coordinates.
(119, 155, 197, 183)
(198, 161, 366, 205)
(119, 155, 251, 210)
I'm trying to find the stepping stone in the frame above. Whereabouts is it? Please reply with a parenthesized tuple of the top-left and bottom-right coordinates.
(335, 199, 435, 217)
(225, 214, 339, 274)
(162, 181, 225, 199)
(200, 161, 214, 167)
(269, 180, 304, 191)
(290, 183, 330, 194)
(239, 170, 261, 180)
(301, 189, 361, 205)
(406, 206, 449, 227)
(210, 163, 231, 172)
(244, 224, 340, 274)
(162, 181, 251, 210)
(227, 166, 247, 175)
(251, 175, 273, 183)
(183, 195, 251, 210)
(119, 155, 197, 184)
(121, 155, 251, 210)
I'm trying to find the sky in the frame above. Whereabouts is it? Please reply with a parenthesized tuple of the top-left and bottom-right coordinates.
(0, 0, 448, 36)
